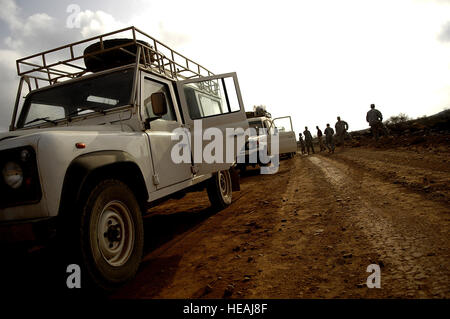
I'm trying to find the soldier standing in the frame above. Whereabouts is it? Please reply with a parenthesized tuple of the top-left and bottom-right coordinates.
(324, 124, 335, 154)
(298, 133, 306, 154)
(335, 116, 350, 146)
(303, 126, 315, 155)
(316, 126, 326, 152)
(366, 103, 388, 140)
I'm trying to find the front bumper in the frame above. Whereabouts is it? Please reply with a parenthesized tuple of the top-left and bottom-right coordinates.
(0, 217, 56, 244)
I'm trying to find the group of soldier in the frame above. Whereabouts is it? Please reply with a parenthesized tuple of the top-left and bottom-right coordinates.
(297, 104, 387, 155)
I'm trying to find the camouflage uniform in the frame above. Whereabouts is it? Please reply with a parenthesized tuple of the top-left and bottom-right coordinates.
(316, 127, 326, 151)
(324, 127, 335, 153)
(298, 134, 306, 154)
(366, 107, 388, 140)
(303, 129, 315, 155)
(335, 119, 350, 145)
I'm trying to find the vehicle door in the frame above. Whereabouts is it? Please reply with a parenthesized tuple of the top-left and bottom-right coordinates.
(142, 73, 192, 189)
(272, 116, 297, 155)
(176, 73, 248, 175)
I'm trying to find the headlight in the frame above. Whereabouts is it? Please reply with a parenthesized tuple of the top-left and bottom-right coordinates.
(2, 161, 23, 189)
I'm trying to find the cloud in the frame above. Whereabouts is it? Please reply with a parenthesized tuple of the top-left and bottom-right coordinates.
(438, 21, 450, 42)
(78, 10, 126, 38)
(0, 49, 20, 131)
(0, 0, 126, 131)
(0, 0, 21, 30)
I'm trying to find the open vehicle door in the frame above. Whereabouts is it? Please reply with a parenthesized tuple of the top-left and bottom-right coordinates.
(177, 72, 249, 175)
(272, 116, 297, 155)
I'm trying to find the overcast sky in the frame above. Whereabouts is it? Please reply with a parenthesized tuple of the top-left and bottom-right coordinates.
(0, 0, 449, 133)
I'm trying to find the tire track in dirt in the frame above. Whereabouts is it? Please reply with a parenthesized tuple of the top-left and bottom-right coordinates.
(310, 154, 450, 297)
(248, 156, 388, 298)
(331, 149, 450, 204)
(345, 148, 450, 173)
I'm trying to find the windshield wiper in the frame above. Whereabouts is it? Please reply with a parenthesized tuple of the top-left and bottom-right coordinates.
(67, 107, 106, 118)
(25, 117, 57, 126)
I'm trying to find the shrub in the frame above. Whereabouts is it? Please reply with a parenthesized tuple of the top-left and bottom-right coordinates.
(385, 113, 411, 125)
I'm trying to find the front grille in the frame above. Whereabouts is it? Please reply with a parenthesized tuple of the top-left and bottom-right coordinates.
(0, 146, 42, 208)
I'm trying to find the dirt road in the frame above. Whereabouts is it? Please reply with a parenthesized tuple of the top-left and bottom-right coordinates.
(2, 146, 448, 298)
(112, 146, 449, 299)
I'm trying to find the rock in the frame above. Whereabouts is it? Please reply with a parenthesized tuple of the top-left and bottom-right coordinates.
(232, 246, 240, 252)
(356, 283, 366, 288)
(223, 284, 235, 297)
(343, 253, 353, 259)
(204, 284, 213, 294)
(281, 219, 287, 222)
(243, 276, 251, 282)
(247, 256, 254, 263)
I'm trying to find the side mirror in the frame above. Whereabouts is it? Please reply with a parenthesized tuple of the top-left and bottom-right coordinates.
(151, 92, 167, 117)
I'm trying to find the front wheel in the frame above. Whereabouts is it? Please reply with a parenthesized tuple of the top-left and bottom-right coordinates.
(207, 170, 232, 210)
(80, 179, 144, 291)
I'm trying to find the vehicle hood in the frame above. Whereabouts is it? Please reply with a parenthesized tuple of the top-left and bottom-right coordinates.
(0, 125, 134, 143)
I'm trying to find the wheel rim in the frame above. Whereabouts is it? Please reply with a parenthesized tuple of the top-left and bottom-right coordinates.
(218, 171, 232, 203)
(97, 200, 135, 267)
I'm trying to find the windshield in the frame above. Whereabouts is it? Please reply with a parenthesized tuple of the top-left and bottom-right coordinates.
(16, 68, 135, 128)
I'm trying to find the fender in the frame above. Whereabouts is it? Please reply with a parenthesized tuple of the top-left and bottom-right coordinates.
(59, 150, 148, 217)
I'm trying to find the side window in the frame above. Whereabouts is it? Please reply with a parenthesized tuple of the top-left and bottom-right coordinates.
(143, 78, 176, 121)
(182, 76, 241, 120)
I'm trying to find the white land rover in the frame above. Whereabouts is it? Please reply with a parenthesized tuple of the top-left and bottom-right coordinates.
(0, 27, 248, 290)
(238, 109, 297, 171)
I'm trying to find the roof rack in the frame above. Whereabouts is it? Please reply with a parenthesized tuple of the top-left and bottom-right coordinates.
(16, 26, 214, 89)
